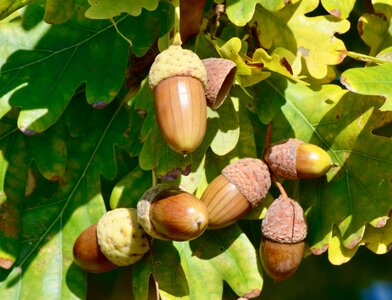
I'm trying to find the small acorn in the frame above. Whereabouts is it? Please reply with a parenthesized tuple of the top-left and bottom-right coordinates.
(264, 138, 333, 179)
(96, 208, 150, 266)
(73, 224, 117, 273)
(200, 158, 271, 229)
(260, 195, 307, 282)
(137, 184, 208, 241)
(149, 45, 207, 154)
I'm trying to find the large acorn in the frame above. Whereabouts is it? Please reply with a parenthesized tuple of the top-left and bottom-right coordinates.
(200, 158, 271, 229)
(149, 45, 207, 154)
(137, 184, 208, 241)
(73, 208, 150, 272)
(264, 138, 333, 179)
(260, 196, 307, 282)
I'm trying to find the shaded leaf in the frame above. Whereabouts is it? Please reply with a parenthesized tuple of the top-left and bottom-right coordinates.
(340, 62, 392, 111)
(44, 0, 74, 24)
(0, 115, 29, 269)
(250, 0, 349, 79)
(109, 166, 152, 209)
(0, 2, 172, 134)
(0, 97, 127, 298)
(358, 0, 392, 56)
(85, 0, 159, 19)
(26, 121, 67, 180)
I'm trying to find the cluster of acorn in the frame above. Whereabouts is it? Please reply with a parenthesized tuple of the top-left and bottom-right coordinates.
(73, 45, 334, 283)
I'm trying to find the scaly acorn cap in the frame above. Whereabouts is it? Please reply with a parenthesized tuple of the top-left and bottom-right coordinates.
(264, 138, 303, 179)
(202, 58, 237, 109)
(221, 158, 271, 208)
(148, 45, 207, 90)
(96, 208, 150, 266)
(262, 196, 307, 244)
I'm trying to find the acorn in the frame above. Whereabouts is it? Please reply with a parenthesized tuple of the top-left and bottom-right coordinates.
(260, 195, 307, 282)
(148, 45, 207, 154)
(200, 158, 271, 229)
(137, 184, 208, 241)
(73, 224, 118, 273)
(202, 58, 237, 109)
(264, 138, 333, 179)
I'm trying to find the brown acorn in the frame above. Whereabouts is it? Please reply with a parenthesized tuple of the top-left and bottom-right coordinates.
(137, 184, 208, 241)
(149, 45, 207, 154)
(260, 196, 307, 282)
(200, 158, 271, 229)
(73, 224, 117, 273)
(264, 138, 333, 179)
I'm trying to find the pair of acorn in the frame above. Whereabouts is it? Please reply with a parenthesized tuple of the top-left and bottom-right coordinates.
(73, 139, 333, 277)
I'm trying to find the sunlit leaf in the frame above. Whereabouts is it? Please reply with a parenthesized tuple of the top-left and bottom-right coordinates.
(85, 0, 159, 19)
(340, 62, 392, 111)
(321, 0, 355, 19)
(0, 0, 33, 21)
(250, 0, 349, 79)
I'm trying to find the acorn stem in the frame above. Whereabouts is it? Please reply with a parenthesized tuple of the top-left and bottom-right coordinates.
(172, 0, 182, 46)
(272, 174, 288, 199)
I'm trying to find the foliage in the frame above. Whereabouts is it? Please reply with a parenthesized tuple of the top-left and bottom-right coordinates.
(0, 0, 391, 299)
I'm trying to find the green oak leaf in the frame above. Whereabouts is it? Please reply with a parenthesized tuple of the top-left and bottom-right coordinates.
(109, 165, 152, 209)
(0, 2, 172, 134)
(225, 0, 301, 26)
(0, 96, 127, 298)
(216, 37, 271, 88)
(340, 62, 392, 111)
(321, 0, 356, 19)
(209, 97, 240, 156)
(260, 80, 392, 260)
(44, 0, 74, 24)
(0, 113, 29, 270)
(133, 225, 263, 299)
(85, 0, 159, 19)
(0, 0, 33, 21)
(358, 0, 392, 56)
(250, 0, 349, 79)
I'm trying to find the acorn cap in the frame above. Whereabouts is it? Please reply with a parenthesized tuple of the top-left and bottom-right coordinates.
(264, 138, 303, 179)
(202, 58, 237, 109)
(96, 208, 150, 266)
(148, 45, 207, 90)
(221, 158, 271, 208)
(262, 196, 307, 244)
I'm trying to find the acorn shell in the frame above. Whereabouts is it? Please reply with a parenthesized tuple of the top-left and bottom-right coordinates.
(201, 158, 271, 229)
(73, 224, 117, 273)
(137, 185, 208, 241)
(154, 76, 207, 153)
(260, 239, 305, 282)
